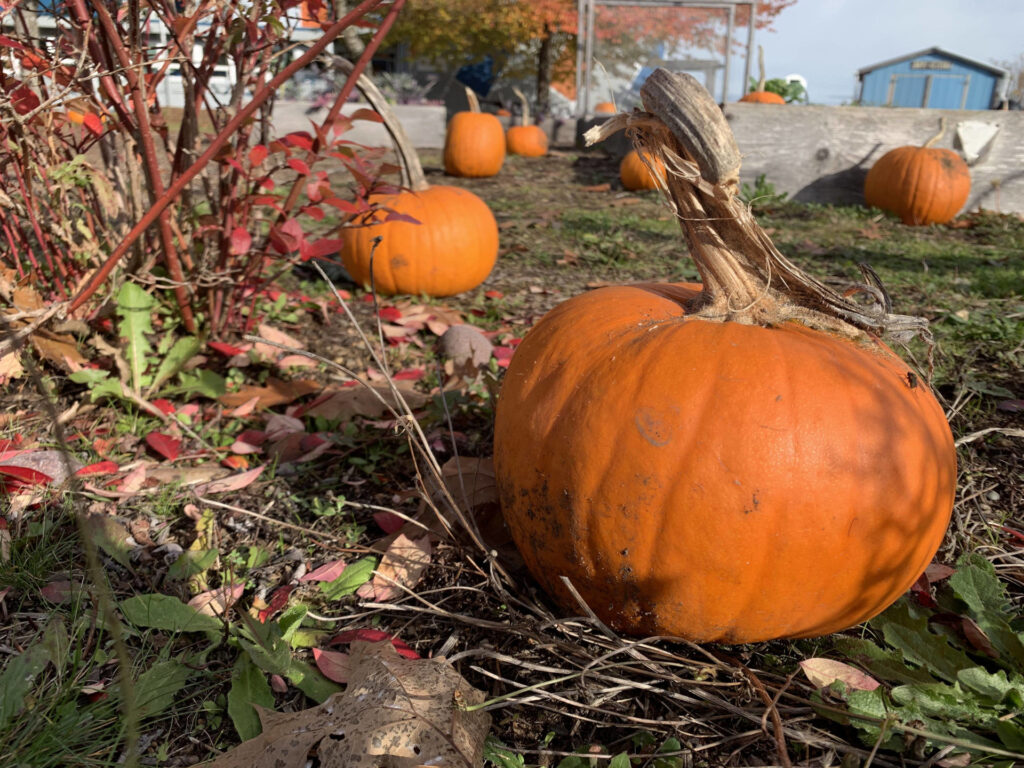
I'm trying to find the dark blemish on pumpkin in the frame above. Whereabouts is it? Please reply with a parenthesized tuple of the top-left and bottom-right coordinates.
(390, 255, 408, 268)
(905, 371, 919, 389)
(775, 394, 782, 401)
(620, 548, 629, 556)
(634, 406, 671, 446)
(752, 492, 760, 510)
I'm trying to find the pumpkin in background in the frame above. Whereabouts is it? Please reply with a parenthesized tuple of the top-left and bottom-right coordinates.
(506, 87, 548, 157)
(864, 118, 970, 225)
(444, 87, 505, 177)
(594, 101, 617, 114)
(619, 149, 665, 190)
(739, 46, 786, 104)
(496, 107, 512, 117)
(340, 72, 498, 296)
(493, 70, 956, 644)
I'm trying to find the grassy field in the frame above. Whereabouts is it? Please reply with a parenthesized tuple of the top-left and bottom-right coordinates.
(1, 147, 1022, 767)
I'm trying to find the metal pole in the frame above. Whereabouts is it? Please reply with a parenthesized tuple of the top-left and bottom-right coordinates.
(743, 0, 755, 97)
(722, 3, 734, 103)
(584, 0, 596, 113)
(575, 0, 586, 117)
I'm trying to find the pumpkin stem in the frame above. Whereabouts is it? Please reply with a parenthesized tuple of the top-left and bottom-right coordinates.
(583, 69, 930, 342)
(512, 86, 530, 125)
(464, 86, 481, 113)
(755, 45, 767, 92)
(922, 116, 947, 149)
(329, 57, 429, 192)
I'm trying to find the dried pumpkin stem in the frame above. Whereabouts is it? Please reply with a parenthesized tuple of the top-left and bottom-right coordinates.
(922, 116, 947, 149)
(755, 45, 768, 92)
(331, 56, 429, 191)
(584, 69, 929, 342)
(464, 86, 481, 113)
(512, 86, 530, 126)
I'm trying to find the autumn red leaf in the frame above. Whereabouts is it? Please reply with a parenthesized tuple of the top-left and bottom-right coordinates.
(392, 368, 424, 381)
(144, 432, 181, 461)
(249, 144, 269, 166)
(221, 455, 250, 470)
(484, 290, 504, 299)
(10, 85, 40, 115)
(0, 464, 54, 490)
(313, 648, 351, 683)
(377, 306, 403, 322)
(82, 112, 103, 135)
(208, 341, 249, 357)
(283, 131, 314, 150)
(230, 226, 252, 255)
(287, 157, 311, 175)
(151, 399, 175, 415)
(328, 629, 420, 659)
(349, 108, 384, 123)
(76, 460, 120, 477)
(301, 559, 349, 582)
(258, 584, 296, 623)
(299, 237, 344, 261)
(373, 510, 406, 534)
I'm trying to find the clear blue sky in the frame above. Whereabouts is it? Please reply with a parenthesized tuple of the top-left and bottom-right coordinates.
(736, 0, 1024, 104)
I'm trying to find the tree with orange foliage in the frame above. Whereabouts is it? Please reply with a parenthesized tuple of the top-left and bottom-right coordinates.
(386, 0, 795, 115)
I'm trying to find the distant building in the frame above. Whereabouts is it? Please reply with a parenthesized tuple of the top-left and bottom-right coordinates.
(857, 47, 1007, 110)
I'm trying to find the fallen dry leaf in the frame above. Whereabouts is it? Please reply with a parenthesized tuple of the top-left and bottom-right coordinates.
(252, 323, 305, 361)
(439, 325, 493, 372)
(188, 581, 245, 617)
(218, 378, 321, 410)
(193, 466, 265, 495)
(799, 658, 879, 691)
(440, 456, 499, 511)
(205, 640, 490, 768)
(303, 382, 428, 423)
(357, 534, 432, 602)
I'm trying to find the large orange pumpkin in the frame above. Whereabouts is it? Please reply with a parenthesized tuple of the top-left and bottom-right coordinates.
(444, 87, 505, 177)
(619, 149, 665, 190)
(864, 118, 970, 225)
(506, 87, 548, 157)
(493, 70, 956, 644)
(340, 73, 498, 297)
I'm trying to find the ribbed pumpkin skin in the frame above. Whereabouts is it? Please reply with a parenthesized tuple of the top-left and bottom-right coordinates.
(493, 283, 956, 644)
(444, 112, 505, 177)
(619, 150, 665, 191)
(594, 102, 617, 114)
(507, 125, 548, 157)
(739, 90, 786, 104)
(864, 146, 970, 225)
(340, 186, 498, 296)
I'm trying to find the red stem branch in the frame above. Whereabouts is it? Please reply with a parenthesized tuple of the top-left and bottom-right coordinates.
(68, 0, 393, 316)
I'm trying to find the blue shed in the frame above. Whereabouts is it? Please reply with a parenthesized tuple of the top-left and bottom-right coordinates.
(857, 47, 1007, 110)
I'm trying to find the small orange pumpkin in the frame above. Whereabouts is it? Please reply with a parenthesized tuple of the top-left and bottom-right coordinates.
(444, 87, 505, 177)
(739, 90, 785, 104)
(864, 118, 970, 225)
(594, 101, 617, 114)
(340, 73, 498, 296)
(619, 149, 665, 191)
(494, 70, 955, 644)
(739, 46, 786, 104)
(506, 87, 548, 157)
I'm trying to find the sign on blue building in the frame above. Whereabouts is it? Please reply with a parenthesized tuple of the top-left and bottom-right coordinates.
(857, 47, 1007, 110)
